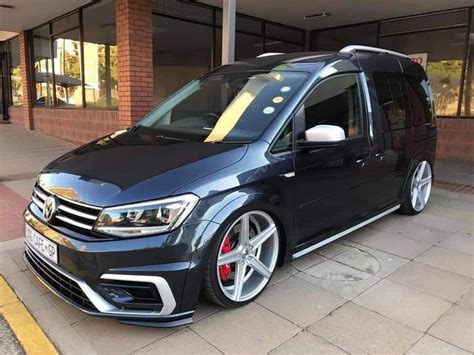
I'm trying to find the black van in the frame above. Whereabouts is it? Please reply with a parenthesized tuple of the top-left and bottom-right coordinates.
(24, 46, 436, 327)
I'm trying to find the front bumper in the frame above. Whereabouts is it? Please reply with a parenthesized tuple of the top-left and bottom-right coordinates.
(23, 207, 218, 327)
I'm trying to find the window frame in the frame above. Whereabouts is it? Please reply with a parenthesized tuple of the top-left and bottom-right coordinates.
(295, 72, 367, 143)
(268, 72, 369, 156)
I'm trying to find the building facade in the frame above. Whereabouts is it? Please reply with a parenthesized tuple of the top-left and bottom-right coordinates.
(0, 1, 473, 160)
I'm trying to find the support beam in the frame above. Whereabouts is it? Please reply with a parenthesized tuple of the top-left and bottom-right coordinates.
(18, 31, 34, 130)
(116, 0, 153, 128)
(221, 0, 236, 65)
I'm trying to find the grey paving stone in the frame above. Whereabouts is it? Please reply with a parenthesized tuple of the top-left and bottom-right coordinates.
(0, 252, 21, 276)
(257, 276, 346, 327)
(406, 335, 471, 355)
(270, 331, 347, 354)
(415, 247, 474, 279)
(309, 302, 422, 354)
(268, 263, 298, 286)
(290, 252, 326, 271)
(73, 316, 173, 354)
(135, 328, 221, 355)
(193, 301, 222, 323)
(47, 324, 97, 355)
(412, 213, 467, 234)
(388, 261, 474, 302)
(354, 279, 452, 331)
(439, 232, 474, 256)
(428, 305, 474, 352)
(349, 231, 432, 259)
(299, 260, 380, 300)
(4, 271, 46, 301)
(314, 242, 351, 258)
(387, 221, 450, 245)
(45, 292, 89, 324)
(458, 287, 474, 309)
(191, 302, 300, 354)
(333, 244, 408, 278)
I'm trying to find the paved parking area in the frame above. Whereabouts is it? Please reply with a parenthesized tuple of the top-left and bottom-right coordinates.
(0, 124, 473, 354)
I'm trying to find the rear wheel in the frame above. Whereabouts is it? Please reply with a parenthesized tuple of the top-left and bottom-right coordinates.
(400, 160, 432, 215)
(203, 210, 279, 307)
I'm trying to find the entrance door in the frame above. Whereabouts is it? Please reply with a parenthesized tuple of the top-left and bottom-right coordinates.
(294, 73, 370, 247)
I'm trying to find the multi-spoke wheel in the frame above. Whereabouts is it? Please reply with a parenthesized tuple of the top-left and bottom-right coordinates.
(400, 160, 432, 215)
(203, 210, 279, 306)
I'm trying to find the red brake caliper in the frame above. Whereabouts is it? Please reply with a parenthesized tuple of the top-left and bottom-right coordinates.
(219, 236, 232, 281)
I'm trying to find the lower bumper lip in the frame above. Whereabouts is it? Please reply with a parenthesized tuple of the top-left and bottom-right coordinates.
(24, 244, 194, 326)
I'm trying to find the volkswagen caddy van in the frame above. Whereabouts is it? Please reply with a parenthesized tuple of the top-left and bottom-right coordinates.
(24, 45, 436, 327)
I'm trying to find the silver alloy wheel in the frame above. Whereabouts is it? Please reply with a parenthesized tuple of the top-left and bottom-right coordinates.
(216, 211, 279, 302)
(410, 161, 432, 212)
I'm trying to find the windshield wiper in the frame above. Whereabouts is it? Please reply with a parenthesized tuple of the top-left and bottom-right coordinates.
(156, 135, 189, 142)
(211, 140, 252, 144)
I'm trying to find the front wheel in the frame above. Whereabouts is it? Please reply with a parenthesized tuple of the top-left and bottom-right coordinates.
(400, 160, 433, 215)
(203, 210, 280, 307)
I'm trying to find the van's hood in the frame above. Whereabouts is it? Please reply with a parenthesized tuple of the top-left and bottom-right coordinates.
(38, 127, 247, 207)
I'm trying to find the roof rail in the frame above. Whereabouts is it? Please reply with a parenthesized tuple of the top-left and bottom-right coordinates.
(257, 52, 284, 58)
(340, 45, 410, 59)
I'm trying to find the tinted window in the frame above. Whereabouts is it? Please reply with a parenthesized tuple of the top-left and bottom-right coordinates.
(303, 75, 362, 138)
(140, 71, 308, 143)
(373, 72, 409, 130)
(405, 74, 434, 126)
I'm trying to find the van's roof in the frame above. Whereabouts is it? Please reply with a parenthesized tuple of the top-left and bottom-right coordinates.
(208, 46, 415, 75)
(208, 52, 345, 74)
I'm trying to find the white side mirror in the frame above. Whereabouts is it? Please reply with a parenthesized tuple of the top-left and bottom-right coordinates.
(305, 124, 346, 143)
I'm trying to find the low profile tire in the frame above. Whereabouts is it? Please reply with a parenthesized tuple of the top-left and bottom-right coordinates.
(399, 160, 433, 215)
(203, 210, 280, 307)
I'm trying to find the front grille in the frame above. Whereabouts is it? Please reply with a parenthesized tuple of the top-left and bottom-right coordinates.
(31, 185, 102, 231)
(25, 245, 97, 312)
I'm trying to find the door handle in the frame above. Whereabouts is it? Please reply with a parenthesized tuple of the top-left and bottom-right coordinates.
(374, 152, 384, 160)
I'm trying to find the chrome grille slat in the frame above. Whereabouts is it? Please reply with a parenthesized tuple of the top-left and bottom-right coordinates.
(31, 185, 101, 232)
(56, 215, 94, 230)
(32, 196, 44, 209)
(58, 204, 97, 220)
(33, 188, 47, 201)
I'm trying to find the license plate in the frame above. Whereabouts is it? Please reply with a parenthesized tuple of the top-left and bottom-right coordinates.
(25, 224, 58, 264)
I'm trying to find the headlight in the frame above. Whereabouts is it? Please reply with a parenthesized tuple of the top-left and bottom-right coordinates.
(94, 194, 199, 237)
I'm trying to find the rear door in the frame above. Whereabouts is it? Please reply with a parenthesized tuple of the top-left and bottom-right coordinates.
(357, 53, 411, 213)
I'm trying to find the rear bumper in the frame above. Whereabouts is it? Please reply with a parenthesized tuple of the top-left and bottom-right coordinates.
(23, 207, 220, 327)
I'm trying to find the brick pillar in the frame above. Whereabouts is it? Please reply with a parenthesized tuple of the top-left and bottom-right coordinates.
(18, 31, 34, 130)
(116, 0, 153, 129)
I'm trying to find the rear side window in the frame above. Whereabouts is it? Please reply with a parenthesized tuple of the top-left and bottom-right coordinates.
(373, 72, 409, 131)
(405, 74, 434, 126)
(303, 74, 362, 139)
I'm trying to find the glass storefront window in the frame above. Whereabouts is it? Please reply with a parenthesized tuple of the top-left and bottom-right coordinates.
(32, 25, 54, 107)
(52, 28, 83, 108)
(152, 15, 212, 105)
(9, 37, 22, 106)
(312, 23, 378, 51)
(83, 0, 118, 108)
(265, 40, 302, 53)
(460, 9, 473, 117)
(380, 27, 467, 117)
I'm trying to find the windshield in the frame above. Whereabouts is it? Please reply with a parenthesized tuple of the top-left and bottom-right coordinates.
(139, 71, 308, 143)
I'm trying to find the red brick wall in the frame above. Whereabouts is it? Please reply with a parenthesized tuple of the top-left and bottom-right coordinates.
(32, 108, 119, 144)
(8, 107, 24, 126)
(19, 31, 33, 129)
(116, 0, 153, 128)
(437, 118, 474, 161)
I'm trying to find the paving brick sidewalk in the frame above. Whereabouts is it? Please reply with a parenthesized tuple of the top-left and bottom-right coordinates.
(1, 124, 473, 354)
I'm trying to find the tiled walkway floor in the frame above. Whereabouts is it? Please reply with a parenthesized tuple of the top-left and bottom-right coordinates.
(0, 124, 473, 354)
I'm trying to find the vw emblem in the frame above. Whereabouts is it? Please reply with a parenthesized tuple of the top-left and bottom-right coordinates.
(43, 195, 58, 222)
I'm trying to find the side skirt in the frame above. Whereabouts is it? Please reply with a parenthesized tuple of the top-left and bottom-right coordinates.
(292, 204, 400, 259)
